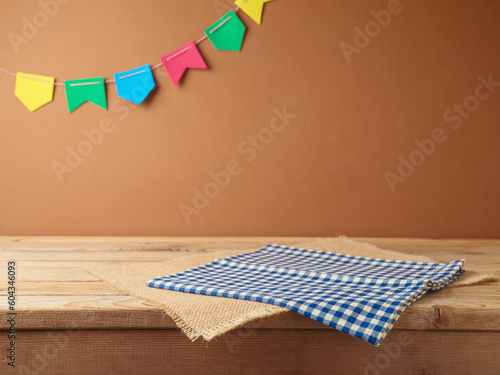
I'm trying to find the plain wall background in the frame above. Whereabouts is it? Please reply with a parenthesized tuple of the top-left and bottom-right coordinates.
(0, 0, 499, 237)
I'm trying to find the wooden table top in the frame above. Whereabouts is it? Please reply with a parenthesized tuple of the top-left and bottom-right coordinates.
(1, 237, 499, 332)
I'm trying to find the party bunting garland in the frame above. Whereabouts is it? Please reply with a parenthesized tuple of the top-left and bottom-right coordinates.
(0, 0, 273, 113)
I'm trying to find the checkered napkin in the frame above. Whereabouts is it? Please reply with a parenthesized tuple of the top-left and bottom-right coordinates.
(147, 244, 465, 346)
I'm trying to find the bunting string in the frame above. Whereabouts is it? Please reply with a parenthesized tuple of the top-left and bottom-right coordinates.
(166, 46, 193, 62)
(209, 16, 233, 34)
(0, 20, 226, 88)
(17, 74, 52, 84)
(0, 1, 273, 113)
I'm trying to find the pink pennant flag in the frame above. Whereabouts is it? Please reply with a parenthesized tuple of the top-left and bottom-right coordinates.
(160, 41, 207, 86)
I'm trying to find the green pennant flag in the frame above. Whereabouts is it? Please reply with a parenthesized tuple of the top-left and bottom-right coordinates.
(205, 10, 246, 51)
(64, 77, 107, 113)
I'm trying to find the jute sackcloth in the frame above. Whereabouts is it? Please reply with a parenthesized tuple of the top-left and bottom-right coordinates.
(83, 237, 498, 341)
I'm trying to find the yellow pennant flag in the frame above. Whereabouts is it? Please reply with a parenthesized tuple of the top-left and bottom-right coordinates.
(235, 0, 273, 25)
(15, 72, 55, 112)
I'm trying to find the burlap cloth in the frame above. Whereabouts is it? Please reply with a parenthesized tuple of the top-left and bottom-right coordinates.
(83, 237, 498, 341)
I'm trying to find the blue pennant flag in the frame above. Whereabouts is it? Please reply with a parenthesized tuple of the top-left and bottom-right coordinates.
(114, 65, 155, 105)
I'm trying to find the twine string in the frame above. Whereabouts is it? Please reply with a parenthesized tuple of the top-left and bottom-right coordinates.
(166, 46, 192, 62)
(0, 6, 241, 86)
(17, 74, 52, 84)
(69, 81, 101, 87)
(118, 70, 147, 80)
(210, 16, 231, 34)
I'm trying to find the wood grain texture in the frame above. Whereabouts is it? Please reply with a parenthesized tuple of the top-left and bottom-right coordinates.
(1, 250, 196, 262)
(0, 237, 499, 373)
(0, 281, 124, 296)
(4, 329, 500, 375)
(0, 237, 499, 333)
(1, 236, 499, 247)
(12, 266, 100, 282)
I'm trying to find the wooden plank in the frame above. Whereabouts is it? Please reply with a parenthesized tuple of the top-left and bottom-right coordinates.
(1, 282, 499, 331)
(3, 242, 499, 268)
(380, 244, 500, 260)
(8, 261, 167, 268)
(2, 282, 495, 312)
(0, 295, 159, 311)
(9, 267, 99, 282)
(1, 237, 499, 375)
(0, 281, 125, 296)
(4, 245, 497, 279)
(1, 295, 326, 330)
(2, 238, 500, 253)
(356, 238, 500, 247)
(0, 296, 172, 330)
(0, 238, 498, 332)
(1, 236, 499, 247)
(1, 250, 197, 262)
(4, 329, 500, 375)
(0, 241, 261, 252)
(0, 236, 315, 244)
(377, 244, 500, 274)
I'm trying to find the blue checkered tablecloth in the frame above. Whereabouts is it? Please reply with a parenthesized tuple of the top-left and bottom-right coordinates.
(147, 244, 464, 346)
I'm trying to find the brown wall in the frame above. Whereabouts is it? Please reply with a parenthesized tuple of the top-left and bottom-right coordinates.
(0, 0, 499, 237)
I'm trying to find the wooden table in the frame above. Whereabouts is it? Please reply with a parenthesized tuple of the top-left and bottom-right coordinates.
(1, 237, 499, 374)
